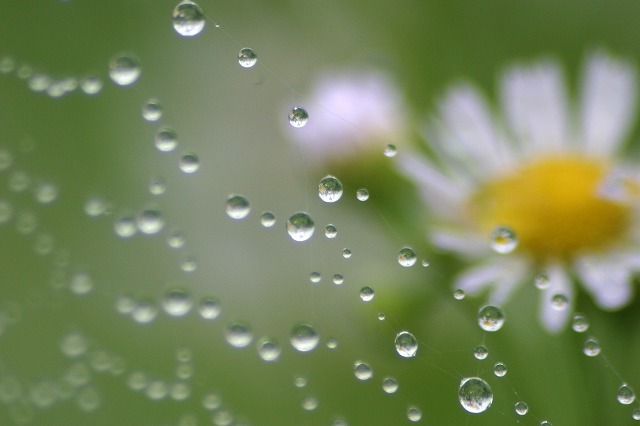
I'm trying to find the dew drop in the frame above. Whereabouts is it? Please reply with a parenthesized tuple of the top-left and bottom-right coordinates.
(324, 224, 338, 239)
(70, 271, 94, 295)
(395, 331, 418, 358)
(167, 230, 186, 249)
(225, 195, 251, 220)
(9, 170, 30, 192)
(85, 196, 110, 217)
(332, 274, 344, 285)
(540, 421, 553, 426)
(617, 383, 636, 405)
(115, 294, 136, 315)
(288, 107, 309, 128)
(515, 401, 528, 416)
(356, 188, 369, 201)
(172, 1, 205, 37)
(478, 305, 505, 332)
(294, 376, 307, 388)
(318, 175, 343, 203)
(398, 247, 417, 267)
(179, 152, 200, 173)
(260, 212, 276, 228)
(458, 377, 493, 414)
(354, 361, 373, 381)
(137, 207, 164, 234)
(60, 331, 89, 358)
(170, 383, 191, 401)
(309, 272, 321, 283)
(382, 377, 398, 394)
(326, 339, 338, 349)
(301, 397, 318, 411)
(359, 286, 375, 302)
(290, 323, 319, 352)
(238, 48, 258, 68)
(80, 76, 103, 95)
(342, 248, 352, 259)
(0, 200, 14, 225)
(257, 338, 281, 362)
(534, 273, 551, 290)
(202, 392, 222, 410)
(583, 337, 601, 357)
(421, 259, 430, 267)
(149, 177, 167, 195)
(146, 380, 169, 400)
(142, 98, 163, 122)
(0, 148, 13, 171)
(633, 409, 640, 421)
(550, 294, 568, 311)
(131, 300, 159, 324)
(383, 144, 397, 158)
(490, 225, 518, 254)
(154, 127, 178, 152)
(493, 362, 507, 377)
(109, 54, 141, 86)
(473, 345, 488, 360)
(34, 181, 59, 204)
(377, 312, 386, 321)
(225, 322, 253, 348)
(571, 313, 590, 333)
(180, 256, 197, 272)
(453, 289, 466, 300)
(162, 288, 193, 317)
(407, 406, 422, 422)
(286, 212, 314, 242)
(114, 215, 137, 238)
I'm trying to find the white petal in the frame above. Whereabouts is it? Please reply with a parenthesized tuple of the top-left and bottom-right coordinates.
(579, 51, 637, 156)
(431, 229, 489, 257)
(500, 60, 570, 155)
(575, 254, 634, 310)
(453, 260, 505, 295)
(488, 258, 529, 306)
(539, 264, 574, 333)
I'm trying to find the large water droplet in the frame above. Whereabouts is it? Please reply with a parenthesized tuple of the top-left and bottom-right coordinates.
(398, 247, 417, 267)
(172, 1, 206, 37)
(155, 127, 178, 152)
(515, 401, 528, 416)
(490, 225, 518, 254)
(354, 361, 373, 380)
(318, 175, 343, 203)
(238, 48, 258, 68)
(477, 305, 505, 332)
(225, 195, 250, 220)
(617, 383, 636, 405)
(288, 107, 308, 128)
(290, 323, 319, 352)
(109, 54, 141, 86)
(458, 377, 493, 414)
(395, 331, 418, 358)
(225, 322, 253, 348)
(286, 212, 314, 242)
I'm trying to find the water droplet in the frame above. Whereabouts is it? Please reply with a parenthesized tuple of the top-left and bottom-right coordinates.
(154, 127, 178, 152)
(260, 212, 276, 228)
(301, 397, 318, 411)
(356, 188, 369, 201)
(324, 224, 338, 239)
(478, 305, 505, 332)
(172, 1, 206, 37)
(309, 272, 321, 283)
(257, 338, 281, 362)
(146, 380, 169, 400)
(395, 331, 418, 358)
(290, 323, 319, 352)
(162, 288, 193, 317)
(115, 294, 136, 315)
(332, 274, 344, 285)
(341, 249, 352, 259)
(114, 215, 137, 238)
(170, 383, 191, 401)
(286, 212, 315, 242)
(202, 392, 222, 410)
(354, 361, 373, 380)
(534, 273, 551, 290)
(473, 345, 488, 360)
(179, 152, 200, 173)
(35, 181, 59, 204)
(149, 177, 167, 195)
(288, 107, 309, 128)
(127, 370, 149, 391)
(137, 207, 165, 234)
(180, 256, 197, 272)
(398, 247, 417, 267)
(407, 406, 422, 422)
(70, 271, 94, 295)
(583, 337, 601, 357)
(633, 409, 640, 421)
(238, 47, 257, 68)
(225, 195, 251, 219)
(377, 312, 386, 321)
(618, 383, 636, 404)
(141, 99, 162, 122)
(490, 225, 518, 254)
(571, 313, 590, 333)
(453, 289, 466, 300)
(359, 286, 375, 302)
(60, 331, 89, 358)
(64, 363, 91, 388)
(9, 170, 30, 192)
(515, 401, 528, 416)
(382, 377, 398, 394)
(551, 294, 568, 311)
(132, 300, 159, 324)
(109, 54, 141, 86)
(383, 144, 397, 158)
(167, 230, 186, 248)
(318, 175, 343, 203)
(493, 362, 507, 377)
(79, 75, 103, 95)
(226, 322, 253, 348)
(84, 196, 110, 217)
(458, 377, 493, 413)
(326, 339, 338, 349)
(0, 199, 13, 225)
(294, 376, 307, 388)
(540, 421, 553, 426)
(421, 259, 430, 267)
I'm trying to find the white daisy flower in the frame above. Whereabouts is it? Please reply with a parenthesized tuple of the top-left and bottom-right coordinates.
(398, 51, 640, 333)
(286, 69, 409, 163)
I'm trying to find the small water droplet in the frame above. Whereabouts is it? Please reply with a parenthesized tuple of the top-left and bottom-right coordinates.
(149, 177, 167, 195)
(115, 294, 136, 315)
(534, 273, 551, 290)
(225, 322, 253, 348)
(633, 409, 640, 421)
(109, 54, 141, 86)
(478, 305, 505, 332)
(453, 289, 466, 300)
(80, 76, 103, 95)
(490, 226, 518, 254)
(493, 362, 507, 377)
(318, 175, 343, 203)
(294, 376, 307, 388)
(170, 383, 191, 401)
(84, 196, 110, 217)
(60, 331, 89, 358)
(142, 98, 163, 122)
(162, 288, 193, 317)
(324, 224, 338, 239)
(238, 48, 258, 68)
(309, 272, 321, 283)
(354, 361, 373, 380)
(34, 181, 58, 204)
(395, 331, 418, 358)
(131, 300, 159, 324)
(326, 339, 338, 349)
(342, 248, 352, 259)
(202, 392, 222, 410)
(356, 188, 369, 201)
(167, 230, 186, 248)
(377, 312, 386, 321)
(421, 259, 430, 267)
(257, 338, 281, 362)
(515, 401, 528, 416)
(359, 286, 375, 302)
(260, 212, 276, 228)
(398, 247, 417, 267)
(571, 313, 590, 333)
(0, 199, 13, 225)
(540, 421, 553, 426)
(154, 127, 178, 152)
(382, 377, 398, 394)
(9, 170, 30, 192)
(407, 406, 422, 422)
(332, 274, 344, 285)
(146, 380, 169, 400)
(473, 345, 488, 360)
(383, 144, 397, 158)
(172, 1, 206, 37)
(301, 397, 318, 411)
(458, 377, 493, 413)
(179, 152, 200, 173)
(137, 207, 164, 234)
(290, 323, 319, 352)
(618, 383, 636, 405)
(551, 294, 568, 311)
(226, 195, 251, 219)
(70, 271, 94, 295)
(583, 337, 601, 357)
(114, 215, 137, 238)
(288, 107, 308, 128)
(286, 212, 314, 242)
(180, 256, 197, 272)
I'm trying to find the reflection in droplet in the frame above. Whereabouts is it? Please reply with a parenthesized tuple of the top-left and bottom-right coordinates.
(324, 224, 338, 239)
(226, 322, 253, 348)
(238, 48, 258, 68)
(382, 377, 398, 394)
(571, 313, 590, 333)
(398, 246, 417, 267)
(359, 286, 375, 302)
(162, 288, 193, 317)
(260, 212, 276, 228)
(534, 273, 551, 290)
(493, 362, 507, 377)
(257, 338, 281, 362)
(286, 212, 315, 242)
(383, 144, 397, 158)
(354, 361, 373, 381)
(551, 294, 568, 311)
(172, 1, 206, 37)
(490, 225, 518, 254)
(142, 98, 163, 122)
(473, 345, 488, 360)
(617, 383, 636, 405)
(583, 337, 601, 357)
(290, 323, 319, 352)
(453, 289, 465, 300)
(477, 305, 505, 332)
(356, 188, 369, 201)
(407, 406, 422, 422)
(289, 107, 309, 128)
(109, 54, 141, 86)
(458, 377, 493, 413)
(179, 153, 200, 173)
(395, 331, 418, 358)
(515, 401, 528, 416)
(155, 127, 178, 152)
(225, 195, 251, 220)
(318, 175, 343, 203)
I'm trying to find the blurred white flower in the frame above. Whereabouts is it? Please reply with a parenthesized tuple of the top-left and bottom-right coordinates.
(286, 69, 409, 163)
(399, 51, 640, 332)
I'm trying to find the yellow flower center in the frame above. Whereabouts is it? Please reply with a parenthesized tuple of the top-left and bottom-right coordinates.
(470, 156, 631, 260)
